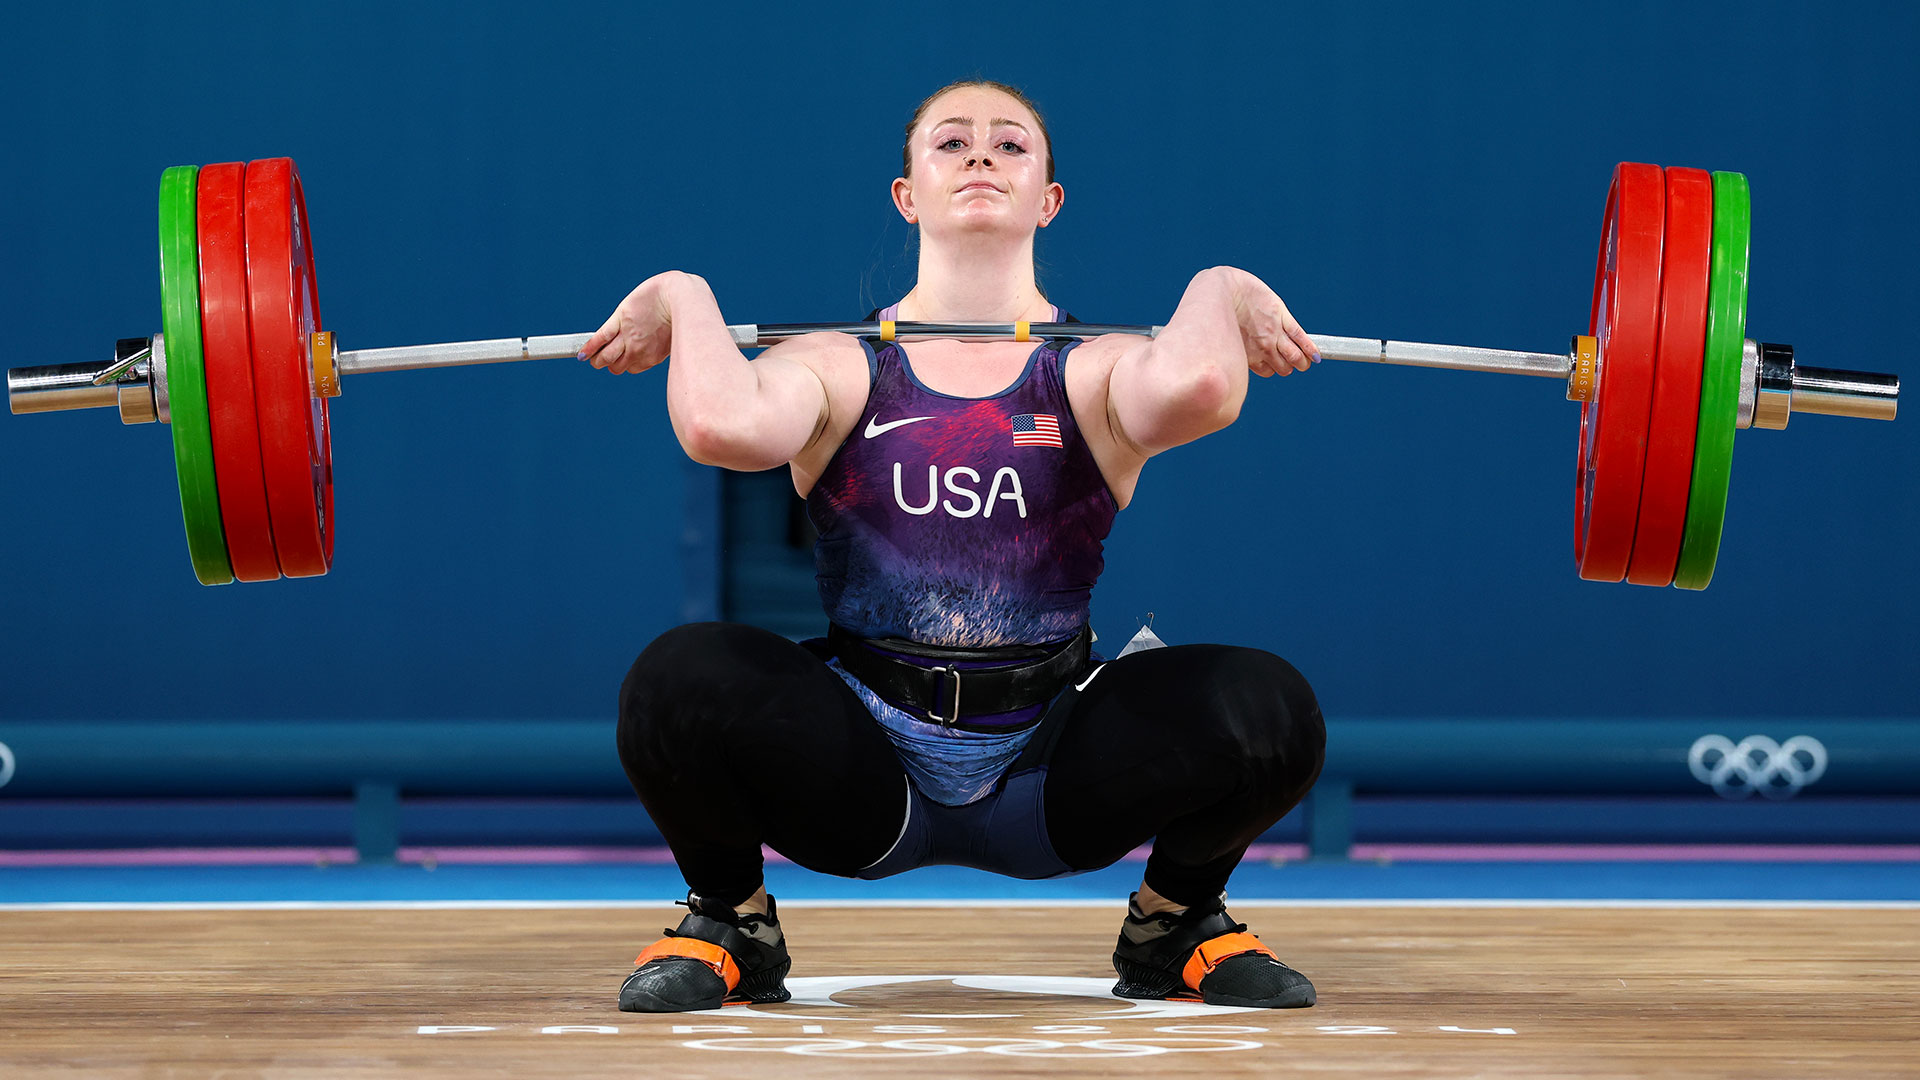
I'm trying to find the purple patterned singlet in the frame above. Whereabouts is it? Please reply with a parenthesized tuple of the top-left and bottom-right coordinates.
(803, 304, 1120, 805)
(807, 329, 1119, 649)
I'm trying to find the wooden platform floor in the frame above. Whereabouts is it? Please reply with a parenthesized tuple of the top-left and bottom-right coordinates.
(2, 904, 1916, 1078)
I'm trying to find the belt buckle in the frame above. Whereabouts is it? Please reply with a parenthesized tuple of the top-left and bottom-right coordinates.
(927, 665, 963, 726)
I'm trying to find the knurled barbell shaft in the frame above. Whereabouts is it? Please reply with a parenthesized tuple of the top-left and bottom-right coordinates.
(333, 324, 1164, 373)
(338, 333, 596, 374)
(332, 323, 1576, 378)
(1309, 335, 1572, 378)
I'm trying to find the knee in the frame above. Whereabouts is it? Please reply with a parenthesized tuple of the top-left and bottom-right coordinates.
(616, 621, 742, 769)
(620, 620, 784, 707)
(622, 623, 707, 724)
(1209, 648, 1326, 792)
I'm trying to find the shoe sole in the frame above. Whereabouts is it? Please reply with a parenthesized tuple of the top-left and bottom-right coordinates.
(1112, 955, 1316, 1009)
(618, 957, 794, 1013)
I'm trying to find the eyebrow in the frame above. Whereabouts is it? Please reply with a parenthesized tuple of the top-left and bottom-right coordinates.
(930, 117, 1031, 135)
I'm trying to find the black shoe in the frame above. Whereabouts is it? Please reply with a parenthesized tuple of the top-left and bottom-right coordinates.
(618, 892, 793, 1012)
(1111, 892, 1315, 1008)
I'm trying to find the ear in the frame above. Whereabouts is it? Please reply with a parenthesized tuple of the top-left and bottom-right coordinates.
(891, 176, 918, 222)
(1037, 181, 1065, 228)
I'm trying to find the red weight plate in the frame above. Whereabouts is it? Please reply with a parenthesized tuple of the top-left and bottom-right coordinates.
(1575, 162, 1665, 582)
(1625, 167, 1713, 587)
(244, 158, 334, 578)
(196, 162, 281, 583)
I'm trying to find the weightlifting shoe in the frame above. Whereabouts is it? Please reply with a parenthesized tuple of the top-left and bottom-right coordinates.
(1111, 892, 1315, 1008)
(618, 892, 792, 1012)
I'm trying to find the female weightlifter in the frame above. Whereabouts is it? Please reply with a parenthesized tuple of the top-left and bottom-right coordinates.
(580, 80, 1327, 1013)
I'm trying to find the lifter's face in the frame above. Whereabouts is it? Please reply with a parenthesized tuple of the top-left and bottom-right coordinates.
(893, 86, 1062, 241)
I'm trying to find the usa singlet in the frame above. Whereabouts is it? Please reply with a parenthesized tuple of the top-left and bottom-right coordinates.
(806, 319, 1119, 804)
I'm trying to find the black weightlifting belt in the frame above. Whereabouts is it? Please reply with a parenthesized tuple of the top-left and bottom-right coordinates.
(826, 623, 1093, 733)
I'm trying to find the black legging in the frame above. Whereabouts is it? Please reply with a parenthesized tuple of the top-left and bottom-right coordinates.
(616, 621, 1325, 908)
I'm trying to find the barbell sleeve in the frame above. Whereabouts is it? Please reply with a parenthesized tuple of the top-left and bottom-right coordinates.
(6, 337, 160, 417)
(1792, 368, 1899, 422)
(6, 362, 121, 414)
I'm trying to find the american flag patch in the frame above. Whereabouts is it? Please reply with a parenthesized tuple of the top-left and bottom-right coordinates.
(1010, 413, 1063, 448)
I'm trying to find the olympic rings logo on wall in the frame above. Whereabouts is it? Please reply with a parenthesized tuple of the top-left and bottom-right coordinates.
(1687, 734, 1827, 799)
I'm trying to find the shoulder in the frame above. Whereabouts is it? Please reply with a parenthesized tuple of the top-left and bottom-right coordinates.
(1059, 332, 1133, 382)
(759, 331, 874, 417)
(772, 332, 877, 497)
(762, 330, 873, 377)
(1060, 334, 1148, 509)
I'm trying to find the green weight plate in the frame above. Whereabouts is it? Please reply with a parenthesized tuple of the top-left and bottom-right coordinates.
(158, 165, 233, 586)
(1673, 171, 1749, 590)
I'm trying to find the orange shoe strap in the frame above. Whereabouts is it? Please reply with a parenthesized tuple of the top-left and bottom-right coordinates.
(1182, 930, 1275, 991)
(634, 937, 742, 992)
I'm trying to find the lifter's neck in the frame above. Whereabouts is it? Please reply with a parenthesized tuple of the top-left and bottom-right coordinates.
(897, 231, 1052, 323)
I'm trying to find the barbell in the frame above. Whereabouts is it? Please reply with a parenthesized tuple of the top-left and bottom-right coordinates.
(5, 159, 1900, 589)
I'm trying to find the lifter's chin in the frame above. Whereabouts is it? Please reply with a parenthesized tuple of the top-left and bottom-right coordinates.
(921, 207, 1037, 244)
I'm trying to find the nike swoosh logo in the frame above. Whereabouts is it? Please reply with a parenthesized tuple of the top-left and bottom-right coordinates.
(864, 415, 935, 438)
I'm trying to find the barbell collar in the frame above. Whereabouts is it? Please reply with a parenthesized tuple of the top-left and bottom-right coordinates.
(92, 338, 152, 386)
(1737, 338, 1761, 429)
(1753, 341, 1795, 429)
(150, 332, 170, 425)
(116, 367, 156, 425)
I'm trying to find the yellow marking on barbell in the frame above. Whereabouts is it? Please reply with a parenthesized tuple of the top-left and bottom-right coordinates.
(311, 330, 340, 398)
(880, 320, 897, 341)
(1015, 320, 1031, 342)
(1566, 334, 1598, 403)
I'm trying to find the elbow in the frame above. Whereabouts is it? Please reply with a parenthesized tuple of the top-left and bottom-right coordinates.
(678, 410, 745, 468)
(678, 409, 786, 472)
(1180, 363, 1240, 433)
(678, 421, 729, 468)
(1130, 363, 1239, 452)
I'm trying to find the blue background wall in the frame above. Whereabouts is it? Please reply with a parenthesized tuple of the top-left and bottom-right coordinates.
(2, 1, 1914, 723)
